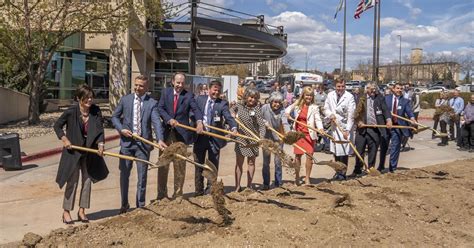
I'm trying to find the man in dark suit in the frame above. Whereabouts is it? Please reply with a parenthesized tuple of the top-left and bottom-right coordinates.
(112, 75, 166, 213)
(351, 82, 392, 176)
(193, 81, 237, 196)
(379, 83, 416, 172)
(157, 72, 203, 199)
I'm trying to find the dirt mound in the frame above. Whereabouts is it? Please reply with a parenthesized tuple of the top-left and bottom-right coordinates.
(7, 159, 474, 247)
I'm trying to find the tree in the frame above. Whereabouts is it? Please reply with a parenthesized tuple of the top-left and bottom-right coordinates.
(464, 71, 471, 84)
(0, 0, 165, 124)
(257, 63, 269, 76)
(198, 64, 250, 79)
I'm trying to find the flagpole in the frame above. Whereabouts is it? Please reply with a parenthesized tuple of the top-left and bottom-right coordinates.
(376, 0, 381, 84)
(342, 0, 346, 80)
(372, 0, 377, 82)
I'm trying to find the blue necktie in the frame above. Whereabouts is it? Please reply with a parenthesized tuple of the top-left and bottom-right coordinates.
(206, 99, 213, 125)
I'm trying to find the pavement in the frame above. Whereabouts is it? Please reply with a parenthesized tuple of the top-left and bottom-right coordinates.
(1, 111, 473, 244)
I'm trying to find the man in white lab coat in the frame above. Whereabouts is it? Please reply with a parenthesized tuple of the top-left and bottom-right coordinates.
(324, 79, 356, 167)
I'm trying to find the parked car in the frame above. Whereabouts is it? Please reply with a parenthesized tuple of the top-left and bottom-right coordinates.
(421, 86, 447, 94)
(345, 80, 361, 92)
(414, 87, 427, 94)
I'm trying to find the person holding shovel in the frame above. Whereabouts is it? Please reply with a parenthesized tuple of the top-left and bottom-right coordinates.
(112, 75, 167, 214)
(352, 82, 392, 176)
(192, 80, 237, 196)
(261, 92, 291, 189)
(232, 88, 266, 192)
(378, 83, 416, 172)
(285, 87, 324, 185)
(157, 72, 204, 200)
(54, 84, 108, 224)
(323, 79, 356, 168)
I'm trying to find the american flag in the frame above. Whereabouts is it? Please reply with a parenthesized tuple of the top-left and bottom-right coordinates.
(354, 0, 378, 19)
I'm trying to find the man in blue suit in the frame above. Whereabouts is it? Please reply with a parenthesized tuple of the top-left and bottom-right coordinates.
(378, 83, 416, 172)
(157, 72, 203, 199)
(112, 75, 166, 214)
(193, 81, 237, 196)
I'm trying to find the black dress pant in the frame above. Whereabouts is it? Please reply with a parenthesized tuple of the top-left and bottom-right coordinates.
(461, 122, 474, 149)
(354, 128, 380, 173)
(440, 120, 449, 145)
(193, 136, 220, 195)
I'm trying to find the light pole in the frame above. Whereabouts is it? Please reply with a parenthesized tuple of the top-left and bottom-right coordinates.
(338, 46, 342, 78)
(397, 35, 401, 83)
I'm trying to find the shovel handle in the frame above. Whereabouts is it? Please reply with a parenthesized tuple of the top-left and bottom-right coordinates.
(206, 124, 259, 142)
(266, 125, 316, 163)
(131, 134, 161, 150)
(333, 121, 368, 172)
(70, 145, 156, 166)
(174, 122, 246, 145)
(287, 116, 334, 141)
(235, 117, 261, 140)
(392, 112, 447, 136)
(361, 124, 415, 130)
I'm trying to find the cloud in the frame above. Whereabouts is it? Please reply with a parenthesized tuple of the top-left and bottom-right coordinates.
(380, 17, 408, 28)
(396, 0, 422, 19)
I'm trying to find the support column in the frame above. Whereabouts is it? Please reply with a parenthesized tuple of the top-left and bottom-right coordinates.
(109, 30, 130, 111)
(131, 49, 146, 88)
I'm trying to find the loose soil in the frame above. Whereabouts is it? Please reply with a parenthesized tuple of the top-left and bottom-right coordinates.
(5, 159, 474, 247)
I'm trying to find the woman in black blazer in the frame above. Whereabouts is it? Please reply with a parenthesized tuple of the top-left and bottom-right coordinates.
(53, 85, 108, 224)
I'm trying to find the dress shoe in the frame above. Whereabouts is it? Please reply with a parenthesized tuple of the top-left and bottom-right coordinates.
(348, 171, 362, 178)
(457, 147, 468, 151)
(437, 142, 447, 146)
(62, 215, 74, 225)
(119, 205, 129, 214)
(194, 191, 204, 197)
(262, 184, 270, 190)
(77, 213, 89, 223)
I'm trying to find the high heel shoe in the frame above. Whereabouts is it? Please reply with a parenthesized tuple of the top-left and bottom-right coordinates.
(62, 215, 74, 225)
(77, 213, 89, 223)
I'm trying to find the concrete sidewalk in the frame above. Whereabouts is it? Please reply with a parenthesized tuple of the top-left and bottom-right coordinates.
(1, 118, 472, 244)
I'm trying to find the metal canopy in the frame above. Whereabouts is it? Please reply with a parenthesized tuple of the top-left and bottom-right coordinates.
(155, 16, 287, 65)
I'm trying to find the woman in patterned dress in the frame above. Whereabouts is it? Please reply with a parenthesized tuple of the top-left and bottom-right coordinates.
(285, 86, 323, 185)
(232, 88, 266, 191)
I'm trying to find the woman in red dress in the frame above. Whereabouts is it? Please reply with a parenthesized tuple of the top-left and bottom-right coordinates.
(285, 86, 323, 185)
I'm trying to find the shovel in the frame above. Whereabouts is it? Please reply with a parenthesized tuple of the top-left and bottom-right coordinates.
(204, 124, 259, 142)
(360, 124, 416, 130)
(391, 113, 448, 138)
(287, 116, 348, 144)
(131, 134, 218, 176)
(332, 121, 376, 175)
(174, 122, 247, 146)
(70, 145, 158, 167)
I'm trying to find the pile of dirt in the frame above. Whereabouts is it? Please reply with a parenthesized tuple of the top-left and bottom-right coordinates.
(7, 159, 474, 247)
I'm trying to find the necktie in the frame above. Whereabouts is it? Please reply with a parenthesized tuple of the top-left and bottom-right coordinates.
(173, 94, 178, 114)
(367, 97, 376, 125)
(392, 96, 398, 123)
(135, 96, 142, 135)
(337, 94, 342, 103)
(206, 99, 213, 125)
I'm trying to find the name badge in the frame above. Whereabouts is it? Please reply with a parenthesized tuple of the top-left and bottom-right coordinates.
(250, 111, 255, 116)
(376, 110, 382, 115)
(397, 106, 402, 110)
(214, 116, 221, 122)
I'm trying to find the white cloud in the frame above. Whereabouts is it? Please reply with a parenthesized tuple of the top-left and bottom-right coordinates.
(380, 17, 408, 28)
(396, 0, 422, 19)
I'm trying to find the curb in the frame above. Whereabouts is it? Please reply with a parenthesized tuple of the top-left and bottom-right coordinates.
(21, 134, 121, 163)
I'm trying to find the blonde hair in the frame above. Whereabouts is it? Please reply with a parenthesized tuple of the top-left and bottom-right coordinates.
(296, 86, 314, 108)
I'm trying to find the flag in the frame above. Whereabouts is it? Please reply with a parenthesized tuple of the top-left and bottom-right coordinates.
(354, 0, 378, 19)
(334, 0, 344, 19)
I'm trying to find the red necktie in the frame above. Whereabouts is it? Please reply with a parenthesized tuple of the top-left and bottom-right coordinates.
(173, 94, 178, 114)
(392, 97, 398, 123)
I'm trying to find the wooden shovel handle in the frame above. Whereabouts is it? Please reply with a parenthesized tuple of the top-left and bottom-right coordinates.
(131, 134, 161, 150)
(206, 123, 259, 142)
(333, 122, 368, 172)
(391, 112, 446, 136)
(70, 145, 155, 166)
(287, 116, 334, 141)
(361, 124, 415, 130)
(174, 122, 246, 145)
(235, 117, 260, 140)
(266, 125, 316, 163)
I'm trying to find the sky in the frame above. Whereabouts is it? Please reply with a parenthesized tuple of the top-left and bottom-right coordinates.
(166, 0, 474, 73)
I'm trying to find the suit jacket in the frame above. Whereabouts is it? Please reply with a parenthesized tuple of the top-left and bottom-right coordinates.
(158, 87, 203, 145)
(111, 93, 164, 151)
(53, 103, 108, 188)
(356, 93, 391, 137)
(193, 95, 237, 149)
(385, 94, 415, 137)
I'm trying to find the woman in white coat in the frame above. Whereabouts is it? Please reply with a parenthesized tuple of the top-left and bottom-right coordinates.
(285, 87, 323, 185)
(323, 79, 356, 166)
